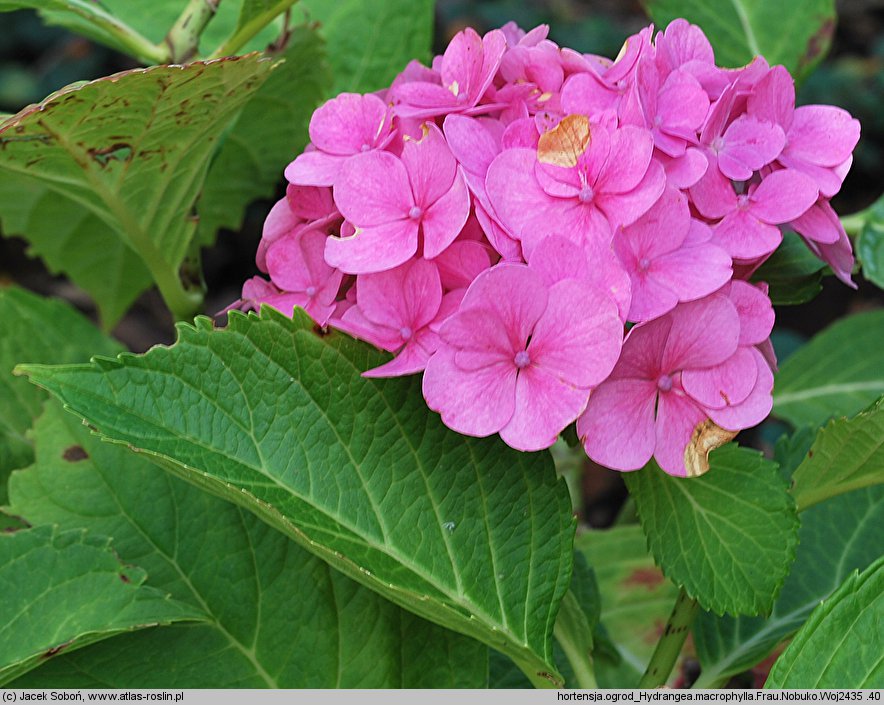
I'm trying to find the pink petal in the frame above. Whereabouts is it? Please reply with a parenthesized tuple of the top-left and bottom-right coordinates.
(648, 242, 733, 303)
(803, 228, 856, 288)
(708, 348, 773, 430)
(657, 69, 709, 135)
(529, 279, 623, 388)
(748, 169, 818, 224)
(597, 126, 655, 194)
(420, 171, 471, 259)
(560, 72, 619, 117)
(578, 378, 658, 471)
(747, 65, 794, 129)
(596, 159, 666, 228)
(659, 148, 708, 189)
(358, 258, 442, 332)
(500, 365, 590, 451)
(526, 234, 589, 285)
(653, 389, 707, 477)
(285, 151, 347, 187)
(787, 106, 860, 167)
(324, 219, 418, 274)
(712, 210, 782, 260)
(718, 116, 786, 181)
(610, 315, 671, 381)
(363, 328, 440, 378)
(309, 93, 391, 155)
(286, 185, 336, 222)
(401, 124, 458, 207)
(432, 240, 492, 290)
(474, 201, 523, 261)
(392, 82, 459, 118)
(689, 154, 736, 218)
(443, 114, 501, 177)
(625, 272, 680, 323)
(662, 294, 740, 372)
(681, 346, 758, 410)
(422, 346, 517, 437)
(333, 151, 412, 226)
(618, 187, 691, 260)
(790, 200, 840, 245)
(443, 307, 513, 371)
(727, 280, 775, 346)
(655, 19, 715, 72)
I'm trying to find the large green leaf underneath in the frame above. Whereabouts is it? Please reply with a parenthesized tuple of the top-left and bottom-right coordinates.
(693, 486, 884, 687)
(752, 232, 824, 306)
(9, 402, 486, 688)
(0, 525, 203, 686)
(624, 445, 798, 616)
(0, 287, 123, 502)
(195, 26, 330, 246)
(18, 308, 574, 687)
(576, 526, 679, 688)
(765, 556, 884, 688)
(0, 57, 274, 321)
(298, 0, 434, 94)
(773, 310, 884, 427)
(790, 396, 884, 511)
(644, 0, 835, 82)
(0, 178, 152, 328)
(856, 193, 884, 290)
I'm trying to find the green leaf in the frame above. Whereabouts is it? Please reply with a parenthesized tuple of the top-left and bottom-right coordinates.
(0, 287, 123, 503)
(212, 0, 299, 57)
(0, 57, 275, 322)
(856, 194, 884, 290)
(790, 397, 884, 511)
(0, 180, 153, 328)
(9, 401, 487, 688)
(752, 232, 824, 306)
(623, 445, 798, 616)
(0, 525, 203, 686)
(693, 486, 884, 688)
(18, 308, 574, 688)
(299, 0, 434, 93)
(576, 526, 679, 688)
(643, 0, 836, 82)
(773, 310, 884, 427)
(195, 25, 330, 246)
(765, 555, 884, 688)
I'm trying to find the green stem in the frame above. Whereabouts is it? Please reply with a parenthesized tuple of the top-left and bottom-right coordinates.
(552, 589, 598, 689)
(638, 588, 698, 688)
(165, 0, 221, 63)
(64, 0, 167, 65)
(554, 625, 598, 689)
(840, 212, 868, 239)
(208, 0, 300, 58)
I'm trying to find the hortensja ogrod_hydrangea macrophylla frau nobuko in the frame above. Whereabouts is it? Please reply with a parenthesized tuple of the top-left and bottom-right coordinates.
(229, 19, 860, 474)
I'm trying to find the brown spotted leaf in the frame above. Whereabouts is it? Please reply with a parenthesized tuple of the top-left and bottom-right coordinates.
(537, 115, 590, 168)
(0, 57, 274, 324)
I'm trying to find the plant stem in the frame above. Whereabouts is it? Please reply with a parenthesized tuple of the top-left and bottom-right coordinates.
(64, 0, 167, 65)
(165, 0, 221, 63)
(554, 622, 599, 689)
(638, 588, 698, 688)
(208, 0, 300, 58)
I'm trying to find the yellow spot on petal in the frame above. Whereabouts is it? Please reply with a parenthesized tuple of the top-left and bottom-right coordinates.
(537, 114, 591, 168)
(614, 38, 630, 65)
(683, 419, 738, 478)
(448, 80, 460, 96)
(537, 91, 553, 103)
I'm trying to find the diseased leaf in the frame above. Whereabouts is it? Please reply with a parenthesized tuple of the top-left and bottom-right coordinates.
(298, 0, 434, 93)
(644, 0, 835, 82)
(773, 310, 884, 427)
(576, 526, 679, 688)
(790, 396, 884, 511)
(693, 486, 884, 688)
(9, 402, 487, 688)
(0, 525, 203, 686)
(195, 26, 330, 246)
(752, 232, 824, 306)
(18, 308, 574, 687)
(0, 57, 274, 323)
(624, 445, 798, 616)
(0, 287, 123, 503)
(765, 556, 884, 688)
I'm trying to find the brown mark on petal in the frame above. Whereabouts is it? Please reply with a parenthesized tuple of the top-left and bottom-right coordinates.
(683, 419, 738, 478)
(62, 445, 89, 462)
(537, 114, 590, 168)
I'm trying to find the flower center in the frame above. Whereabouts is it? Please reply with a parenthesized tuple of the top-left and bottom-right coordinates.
(408, 206, 423, 220)
(399, 326, 413, 341)
(305, 285, 317, 297)
(578, 186, 594, 203)
(360, 143, 371, 152)
(638, 257, 651, 271)
(710, 136, 725, 154)
(736, 194, 750, 210)
(514, 350, 531, 369)
(656, 374, 673, 392)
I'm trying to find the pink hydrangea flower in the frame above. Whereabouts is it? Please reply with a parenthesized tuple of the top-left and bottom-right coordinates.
(423, 263, 622, 451)
(286, 93, 394, 187)
(578, 291, 773, 476)
(325, 124, 470, 273)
